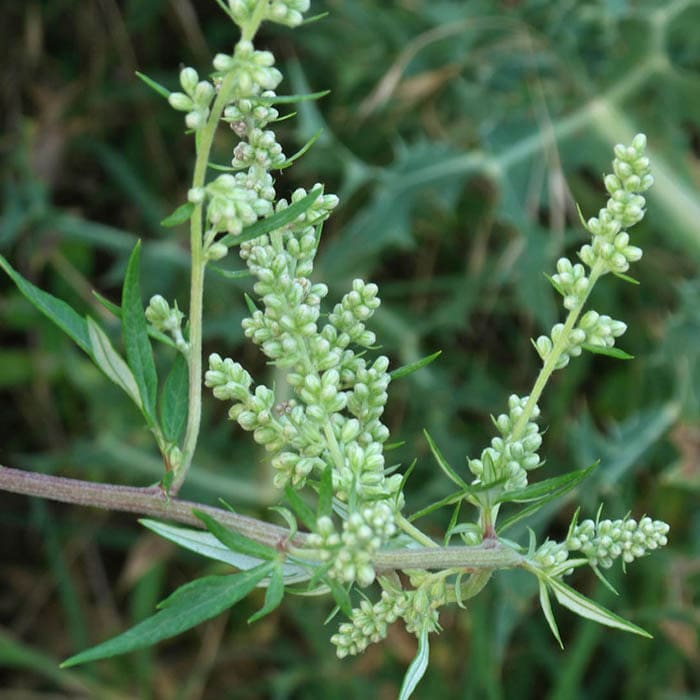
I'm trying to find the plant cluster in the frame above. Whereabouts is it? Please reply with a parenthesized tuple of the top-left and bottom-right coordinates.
(0, 2, 670, 698)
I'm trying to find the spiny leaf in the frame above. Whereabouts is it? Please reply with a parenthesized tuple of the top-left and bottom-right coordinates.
(122, 242, 158, 423)
(61, 566, 272, 667)
(390, 351, 442, 380)
(194, 510, 279, 561)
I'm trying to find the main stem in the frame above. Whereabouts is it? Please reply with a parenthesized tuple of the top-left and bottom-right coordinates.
(0, 466, 524, 573)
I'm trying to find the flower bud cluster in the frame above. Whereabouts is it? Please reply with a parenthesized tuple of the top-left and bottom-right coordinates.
(331, 589, 409, 658)
(168, 67, 215, 131)
(468, 394, 542, 491)
(578, 134, 652, 275)
(566, 515, 670, 569)
(145, 295, 188, 351)
(328, 280, 381, 348)
(551, 258, 589, 311)
(227, 0, 310, 28)
(231, 127, 285, 170)
(532, 539, 571, 577)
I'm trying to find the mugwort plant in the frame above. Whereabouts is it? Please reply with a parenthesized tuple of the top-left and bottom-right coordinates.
(0, 1, 669, 697)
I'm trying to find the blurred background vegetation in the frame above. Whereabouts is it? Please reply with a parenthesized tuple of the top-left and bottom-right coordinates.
(1, 0, 699, 697)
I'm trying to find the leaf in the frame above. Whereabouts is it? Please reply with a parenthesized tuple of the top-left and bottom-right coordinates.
(390, 351, 442, 380)
(159, 354, 188, 442)
(277, 128, 323, 170)
(612, 271, 640, 285)
(547, 578, 652, 638)
(257, 90, 330, 104)
(0, 254, 91, 356)
(539, 580, 563, 649)
(495, 463, 598, 504)
(284, 486, 316, 531)
(248, 566, 285, 623)
(317, 464, 333, 519)
(140, 520, 310, 584)
(544, 272, 564, 296)
(92, 291, 121, 317)
(193, 510, 279, 561)
(324, 578, 352, 618)
(219, 186, 323, 247)
(87, 318, 142, 408)
(209, 265, 251, 280)
(244, 293, 259, 315)
(423, 430, 470, 490)
(61, 567, 272, 667)
(122, 242, 158, 422)
(135, 71, 171, 100)
(161, 202, 195, 228)
(581, 343, 634, 360)
(398, 626, 430, 700)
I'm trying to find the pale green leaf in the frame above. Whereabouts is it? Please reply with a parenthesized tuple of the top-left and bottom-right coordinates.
(399, 626, 430, 700)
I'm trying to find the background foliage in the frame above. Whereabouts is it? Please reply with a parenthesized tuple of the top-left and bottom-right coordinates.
(1, 0, 699, 697)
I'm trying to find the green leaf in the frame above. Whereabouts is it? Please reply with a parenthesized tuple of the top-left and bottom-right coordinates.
(408, 489, 470, 522)
(612, 271, 640, 285)
(135, 71, 171, 100)
(324, 577, 352, 618)
(390, 351, 442, 380)
(61, 567, 272, 667)
(219, 186, 323, 248)
(248, 566, 285, 623)
(423, 430, 470, 490)
(495, 462, 598, 504)
(547, 578, 652, 638)
(122, 242, 158, 422)
(284, 486, 316, 531)
(257, 90, 330, 104)
(317, 464, 333, 519)
(92, 291, 121, 318)
(581, 343, 634, 360)
(544, 272, 564, 296)
(193, 510, 279, 561)
(159, 354, 188, 442)
(87, 318, 142, 408)
(140, 520, 310, 584)
(538, 580, 563, 649)
(209, 265, 251, 280)
(277, 128, 323, 170)
(161, 202, 195, 228)
(399, 625, 430, 700)
(244, 293, 259, 315)
(0, 254, 91, 356)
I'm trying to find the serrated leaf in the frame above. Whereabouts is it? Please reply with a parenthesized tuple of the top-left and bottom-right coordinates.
(194, 510, 279, 561)
(160, 354, 188, 442)
(219, 186, 323, 247)
(122, 242, 158, 422)
(0, 254, 91, 356)
(140, 520, 310, 584)
(495, 462, 598, 504)
(61, 566, 271, 667)
(548, 578, 652, 638)
(399, 626, 430, 700)
(317, 464, 333, 518)
(135, 71, 171, 100)
(248, 565, 285, 623)
(390, 350, 442, 380)
(582, 343, 634, 360)
(284, 486, 316, 531)
(161, 202, 195, 228)
(87, 318, 142, 408)
(539, 580, 563, 649)
(423, 430, 469, 490)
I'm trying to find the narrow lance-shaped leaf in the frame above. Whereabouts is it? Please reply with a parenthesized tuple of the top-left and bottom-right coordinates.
(423, 430, 470, 490)
(538, 580, 563, 649)
(194, 510, 279, 561)
(87, 318, 142, 409)
(390, 350, 442, 380)
(284, 485, 317, 531)
(122, 242, 158, 423)
(220, 186, 323, 247)
(547, 578, 652, 638)
(317, 464, 333, 519)
(581, 344, 634, 360)
(61, 566, 273, 668)
(161, 202, 195, 228)
(0, 254, 91, 356)
(160, 354, 188, 442)
(248, 566, 285, 623)
(399, 626, 431, 700)
(495, 462, 598, 504)
(135, 71, 171, 100)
